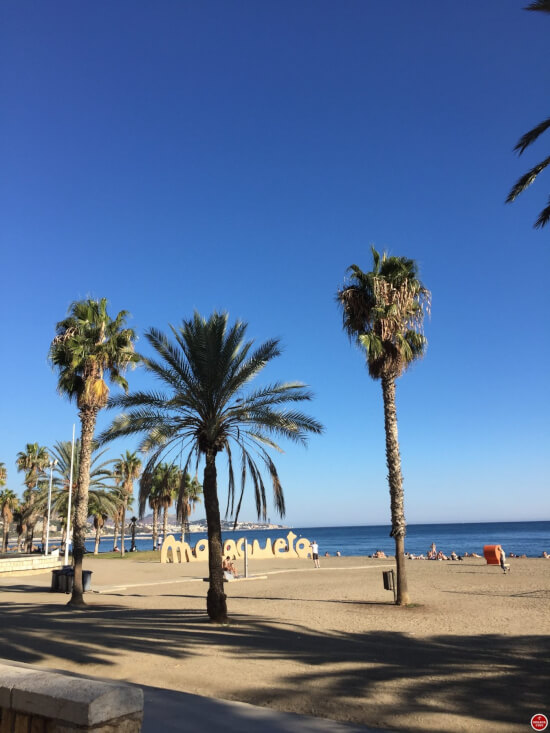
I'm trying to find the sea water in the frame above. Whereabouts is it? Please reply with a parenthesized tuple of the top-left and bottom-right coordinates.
(86, 520, 549, 557)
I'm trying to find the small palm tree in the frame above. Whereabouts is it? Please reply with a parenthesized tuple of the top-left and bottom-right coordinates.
(100, 311, 323, 622)
(89, 490, 119, 554)
(337, 248, 430, 605)
(130, 516, 138, 551)
(139, 474, 162, 550)
(16, 443, 50, 552)
(14, 508, 26, 552)
(49, 298, 138, 606)
(0, 489, 19, 552)
(0, 463, 7, 488)
(33, 441, 114, 551)
(110, 494, 123, 551)
(139, 463, 177, 549)
(177, 473, 202, 543)
(113, 451, 142, 556)
(159, 463, 180, 546)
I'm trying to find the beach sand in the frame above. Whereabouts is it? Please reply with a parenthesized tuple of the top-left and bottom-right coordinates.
(0, 555, 548, 732)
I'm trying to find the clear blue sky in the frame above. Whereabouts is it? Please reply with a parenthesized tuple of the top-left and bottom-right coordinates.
(1, 1, 549, 527)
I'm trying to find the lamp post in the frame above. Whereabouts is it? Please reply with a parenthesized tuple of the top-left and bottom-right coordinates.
(45, 459, 58, 555)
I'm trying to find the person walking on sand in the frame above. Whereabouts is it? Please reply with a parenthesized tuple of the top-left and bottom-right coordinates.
(310, 540, 320, 568)
(500, 547, 510, 574)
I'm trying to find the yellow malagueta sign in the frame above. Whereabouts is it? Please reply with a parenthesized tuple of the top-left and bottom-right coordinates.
(161, 530, 311, 563)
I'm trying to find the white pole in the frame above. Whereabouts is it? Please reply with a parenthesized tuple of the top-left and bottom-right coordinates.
(64, 424, 76, 566)
(45, 459, 57, 555)
(244, 540, 249, 578)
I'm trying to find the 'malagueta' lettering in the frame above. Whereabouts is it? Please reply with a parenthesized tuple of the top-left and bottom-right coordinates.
(161, 531, 311, 563)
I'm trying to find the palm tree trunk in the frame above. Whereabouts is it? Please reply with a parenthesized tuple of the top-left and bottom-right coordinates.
(130, 520, 136, 551)
(113, 516, 119, 551)
(25, 522, 35, 553)
(121, 498, 127, 557)
(25, 494, 35, 553)
(2, 517, 9, 553)
(94, 525, 101, 554)
(203, 449, 227, 622)
(17, 526, 25, 552)
(381, 375, 410, 606)
(152, 506, 158, 550)
(70, 407, 97, 607)
(61, 523, 67, 553)
(163, 506, 168, 545)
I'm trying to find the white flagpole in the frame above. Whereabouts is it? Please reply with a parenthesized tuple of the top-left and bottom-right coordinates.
(45, 459, 57, 555)
(64, 424, 76, 566)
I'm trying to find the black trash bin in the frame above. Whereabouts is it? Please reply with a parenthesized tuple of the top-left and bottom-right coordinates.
(50, 569, 63, 592)
(82, 570, 93, 592)
(64, 570, 74, 594)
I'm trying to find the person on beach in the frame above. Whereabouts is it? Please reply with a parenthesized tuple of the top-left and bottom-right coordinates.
(336, 550, 341, 557)
(310, 540, 320, 568)
(222, 556, 238, 580)
(500, 548, 510, 574)
(542, 551, 549, 559)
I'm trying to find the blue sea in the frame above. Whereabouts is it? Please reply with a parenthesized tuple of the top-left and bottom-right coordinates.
(86, 520, 550, 557)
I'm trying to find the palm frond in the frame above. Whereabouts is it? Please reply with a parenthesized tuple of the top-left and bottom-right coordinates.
(506, 156, 550, 202)
(524, 0, 550, 12)
(534, 196, 550, 228)
(513, 117, 550, 155)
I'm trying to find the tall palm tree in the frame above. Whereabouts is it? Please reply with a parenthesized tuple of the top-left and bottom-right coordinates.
(0, 489, 19, 552)
(0, 463, 7, 488)
(16, 443, 50, 552)
(48, 298, 138, 606)
(113, 451, 142, 556)
(177, 473, 202, 543)
(506, 2, 550, 228)
(337, 248, 430, 605)
(100, 311, 323, 622)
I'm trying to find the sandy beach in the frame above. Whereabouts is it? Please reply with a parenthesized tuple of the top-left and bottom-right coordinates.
(0, 555, 548, 732)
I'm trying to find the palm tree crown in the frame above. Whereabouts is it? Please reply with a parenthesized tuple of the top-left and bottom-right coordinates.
(49, 298, 139, 410)
(16, 444, 50, 490)
(101, 312, 322, 521)
(338, 248, 430, 380)
(100, 311, 323, 620)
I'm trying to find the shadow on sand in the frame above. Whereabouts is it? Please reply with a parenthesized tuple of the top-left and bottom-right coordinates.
(0, 598, 547, 732)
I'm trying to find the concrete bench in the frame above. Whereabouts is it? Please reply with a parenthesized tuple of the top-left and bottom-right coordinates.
(0, 660, 143, 732)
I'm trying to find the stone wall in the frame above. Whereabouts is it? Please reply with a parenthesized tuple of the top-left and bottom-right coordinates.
(0, 555, 63, 577)
(0, 661, 143, 732)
